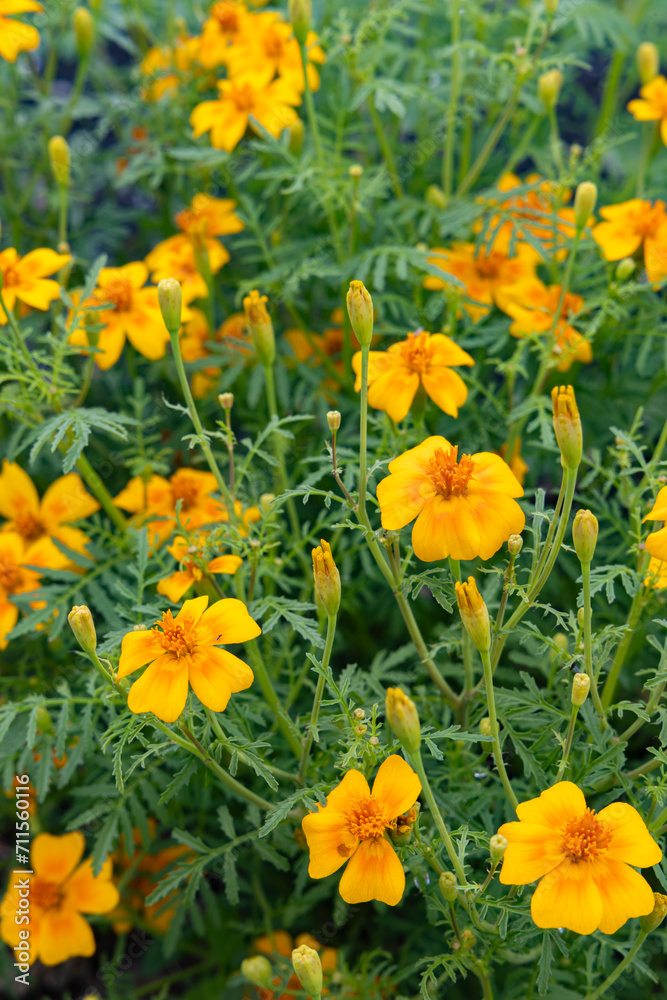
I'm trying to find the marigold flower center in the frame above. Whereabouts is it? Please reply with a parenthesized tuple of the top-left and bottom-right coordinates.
(170, 479, 200, 510)
(474, 253, 503, 279)
(263, 29, 285, 60)
(2, 264, 19, 288)
(425, 446, 475, 499)
(14, 511, 45, 541)
(103, 278, 134, 312)
(213, 2, 240, 32)
(560, 809, 612, 862)
(345, 796, 388, 841)
(635, 202, 666, 238)
(153, 610, 197, 656)
(230, 83, 256, 112)
(0, 559, 22, 593)
(399, 331, 433, 373)
(32, 877, 64, 911)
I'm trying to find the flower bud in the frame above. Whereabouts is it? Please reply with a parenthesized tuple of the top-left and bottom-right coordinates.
(538, 69, 563, 110)
(572, 509, 598, 563)
(615, 257, 636, 282)
(241, 955, 274, 990)
(243, 290, 275, 367)
(571, 672, 590, 707)
(288, 0, 312, 46)
(508, 534, 523, 556)
(439, 871, 457, 902)
(389, 805, 419, 845)
(218, 392, 234, 410)
(573, 181, 597, 231)
(637, 42, 660, 86)
(479, 717, 492, 737)
(292, 944, 323, 999)
(73, 7, 95, 58)
(577, 606, 585, 629)
(48, 135, 70, 187)
(349, 164, 363, 179)
(157, 278, 182, 333)
(385, 687, 421, 754)
(640, 893, 667, 934)
(426, 184, 448, 210)
(551, 385, 582, 470)
(260, 492, 275, 516)
(489, 833, 507, 864)
(543, 0, 558, 14)
(346, 280, 373, 348)
(353, 707, 365, 720)
(288, 118, 305, 156)
(68, 605, 97, 654)
(36, 706, 53, 734)
(312, 539, 341, 615)
(454, 577, 491, 653)
(327, 410, 341, 432)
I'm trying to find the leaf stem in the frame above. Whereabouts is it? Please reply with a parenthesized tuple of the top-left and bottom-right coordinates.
(479, 648, 519, 811)
(299, 612, 337, 781)
(585, 931, 647, 1000)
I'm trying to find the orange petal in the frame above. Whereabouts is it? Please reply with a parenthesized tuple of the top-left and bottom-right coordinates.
(530, 858, 603, 935)
(412, 494, 481, 562)
(366, 366, 420, 422)
(597, 801, 663, 867)
(376, 471, 434, 531)
(338, 836, 405, 905)
(117, 629, 164, 679)
(195, 597, 261, 645)
(32, 831, 85, 882)
(471, 453, 524, 498)
(37, 909, 96, 966)
(127, 653, 189, 722)
(498, 822, 565, 885)
(515, 781, 586, 828)
(156, 571, 196, 604)
(64, 858, 120, 914)
(302, 809, 359, 879)
(188, 646, 253, 711)
(175, 595, 209, 629)
(371, 755, 421, 821)
(592, 857, 657, 934)
(420, 367, 469, 417)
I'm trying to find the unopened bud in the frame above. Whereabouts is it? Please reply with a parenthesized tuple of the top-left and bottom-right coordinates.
(73, 7, 95, 58)
(288, 118, 305, 156)
(455, 577, 491, 653)
(640, 893, 667, 934)
(489, 833, 507, 864)
(243, 290, 275, 367)
(571, 672, 590, 707)
(288, 0, 311, 46)
(291, 944, 322, 999)
(369, 735, 379, 746)
(157, 278, 182, 333)
(312, 539, 341, 615)
(577, 606, 585, 628)
(573, 181, 597, 231)
(48, 135, 70, 186)
(538, 69, 563, 110)
(385, 687, 421, 755)
(218, 392, 234, 410)
(68, 605, 97, 654)
(353, 708, 365, 720)
(637, 42, 660, 86)
(327, 410, 341, 432)
(439, 871, 457, 902)
(479, 717, 491, 737)
(426, 184, 448, 210)
(241, 955, 274, 990)
(572, 509, 598, 563)
(36, 706, 53, 734)
(551, 385, 582, 470)
(349, 164, 363, 179)
(543, 0, 558, 14)
(259, 492, 275, 516)
(615, 257, 636, 282)
(508, 534, 523, 556)
(346, 280, 373, 348)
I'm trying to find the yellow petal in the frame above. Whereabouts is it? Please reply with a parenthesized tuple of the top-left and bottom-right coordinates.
(127, 653, 189, 723)
(530, 858, 603, 935)
(471, 453, 524, 498)
(376, 471, 434, 531)
(516, 781, 586, 828)
(592, 857, 657, 934)
(302, 809, 359, 879)
(386, 436, 451, 476)
(464, 488, 526, 560)
(366, 366, 420, 422)
(195, 597, 261, 646)
(420, 367, 469, 417)
(412, 494, 481, 562)
(117, 629, 163, 679)
(371, 755, 421, 821)
(207, 554, 242, 575)
(38, 909, 96, 966)
(597, 801, 663, 867)
(498, 822, 565, 885)
(0, 459, 40, 519)
(175, 595, 209, 629)
(63, 857, 120, 914)
(646, 526, 667, 561)
(157, 570, 196, 604)
(40, 473, 99, 526)
(32, 831, 85, 882)
(338, 836, 405, 906)
(188, 646, 253, 711)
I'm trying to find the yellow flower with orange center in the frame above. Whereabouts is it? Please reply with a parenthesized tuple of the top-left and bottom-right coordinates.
(0, 0, 42, 62)
(198, 1, 252, 69)
(118, 594, 260, 722)
(175, 193, 245, 240)
(498, 782, 662, 935)
(157, 534, 242, 603)
(145, 234, 229, 302)
(68, 262, 184, 370)
(352, 330, 474, 423)
(591, 198, 667, 284)
(0, 247, 70, 323)
(627, 75, 667, 145)
(423, 236, 540, 322)
(376, 436, 525, 562)
(643, 485, 667, 562)
(302, 755, 421, 905)
(191, 75, 302, 152)
(0, 831, 119, 966)
(496, 280, 592, 372)
(140, 32, 202, 101)
(0, 532, 43, 649)
(226, 12, 326, 92)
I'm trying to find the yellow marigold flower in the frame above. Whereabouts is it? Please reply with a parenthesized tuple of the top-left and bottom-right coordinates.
(157, 534, 242, 603)
(643, 485, 667, 562)
(423, 235, 540, 323)
(226, 13, 326, 93)
(352, 330, 474, 423)
(301, 755, 422, 905)
(68, 262, 182, 370)
(118, 595, 260, 721)
(645, 556, 667, 590)
(140, 33, 202, 101)
(376, 436, 525, 562)
(498, 781, 662, 935)
(497, 280, 592, 372)
(191, 75, 302, 152)
(198, 1, 251, 69)
(175, 193, 245, 239)
(592, 198, 667, 284)
(145, 234, 229, 302)
(0, 247, 70, 323)
(0, 831, 119, 965)
(0, 532, 42, 649)
(0, 0, 42, 62)
(0, 460, 99, 569)
(627, 75, 667, 145)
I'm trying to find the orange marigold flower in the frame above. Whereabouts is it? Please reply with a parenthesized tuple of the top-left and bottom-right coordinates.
(0, 460, 99, 568)
(497, 280, 592, 372)
(191, 76, 302, 152)
(0, 831, 119, 965)
(591, 198, 667, 284)
(498, 782, 662, 935)
(0, 247, 70, 323)
(157, 534, 242, 603)
(145, 233, 229, 302)
(226, 13, 326, 92)
(627, 75, 667, 146)
(0, 532, 42, 649)
(352, 330, 474, 423)
(0, 0, 42, 62)
(301, 755, 421, 905)
(643, 485, 667, 562)
(68, 262, 183, 370)
(377, 436, 525, 562)
(117, 595, 260, 722)
(175, 193, 245, 239)
(423, 237, 540, 322)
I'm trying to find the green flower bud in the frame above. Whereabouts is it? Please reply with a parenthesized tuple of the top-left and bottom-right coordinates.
(157, 278, 182, 334)
(640, 893, 667, 934)
(573, 181, 597, 232)
(73, 7, 95, 59)
(68, 605, 97, 654)
(489, 833, 507, 864)
(292, 943, 323, 999)
(439, 871, 457, 902)
(241, 955, 274, 989)
(288, 0, 312, 46)
(385, 687, 421, 755)
(346, 280, 373, 348)
(572, 509, 598, 563)
(551, 385, 582, 470)
(48, 135, 70, 187)
(571, 672, 590, 707)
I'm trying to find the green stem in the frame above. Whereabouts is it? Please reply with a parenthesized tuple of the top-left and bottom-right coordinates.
(581, 561, 607, 724)
(57, 183, 68, 247)
(368, 97, 403, 200)
(442, 0, 461, 197)
(264, 363, 308, 571)
(556, 704, 579, 781)
(409, 749, 470, 888)
(358, 344, 370, 521)
(595, 49, 625, 139)
(585, 931, 647, 1000)
(75, 453, 128, 534)
(479, 648, 519, 811)
(456, 82, 520, 196)
(299, 612, 337, 780)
